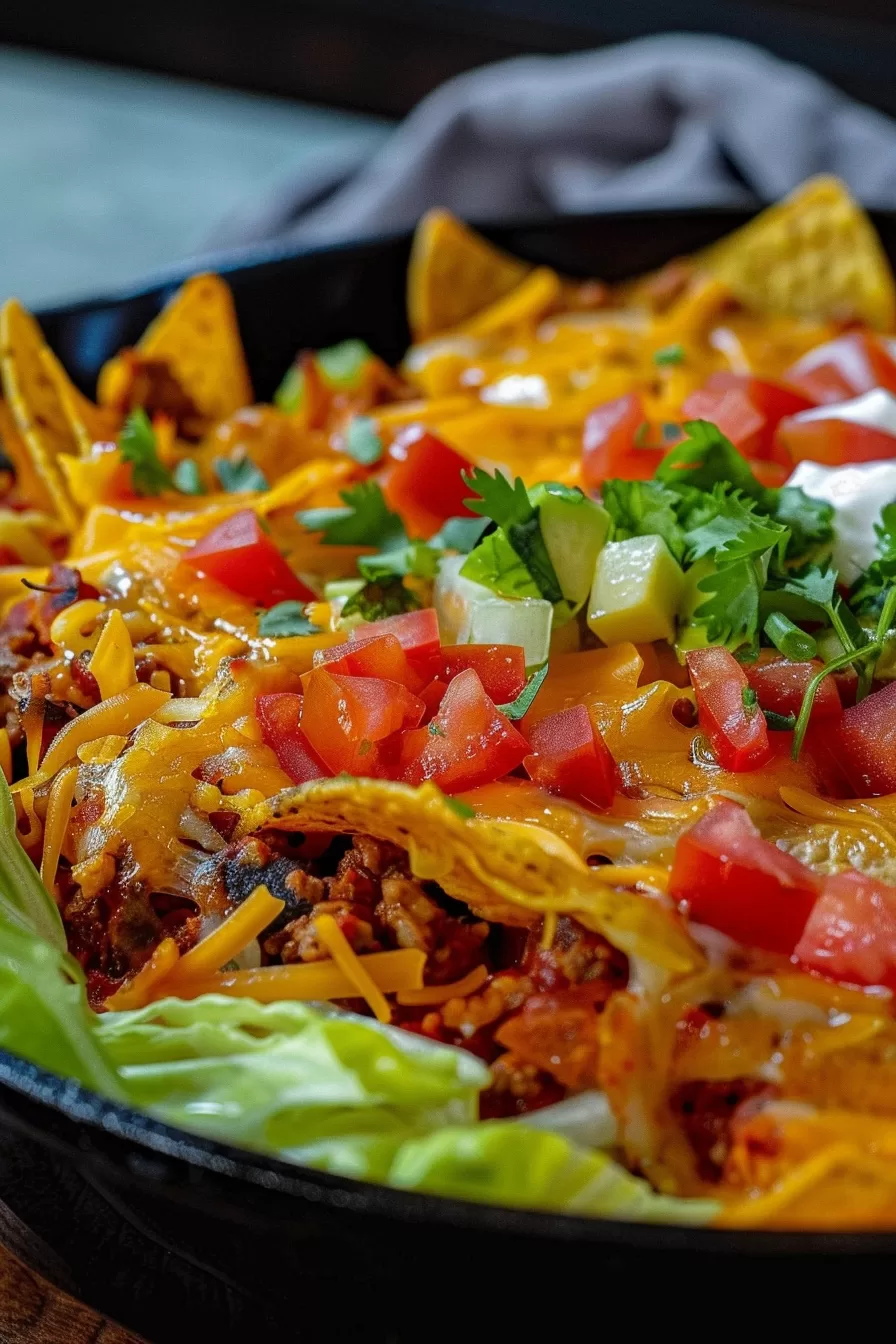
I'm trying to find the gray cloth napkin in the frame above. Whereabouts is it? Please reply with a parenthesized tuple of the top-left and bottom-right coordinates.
(207, 33, 896, 252)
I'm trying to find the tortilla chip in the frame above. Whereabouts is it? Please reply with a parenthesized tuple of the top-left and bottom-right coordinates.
(0, 300, 79, 528)
(40, 346, 120, 455)
(102, 274, 252, 424)
(407, 210, 531, 340)
(698, 176, 896, 328)
(237, 776, 701, 972)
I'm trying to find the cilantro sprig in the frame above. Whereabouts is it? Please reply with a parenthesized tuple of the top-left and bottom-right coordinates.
(119, 409, 173, 496)
(462, 468, 564, 603)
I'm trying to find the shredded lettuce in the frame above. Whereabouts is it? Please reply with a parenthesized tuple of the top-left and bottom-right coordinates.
(0, 779, 716, 1224)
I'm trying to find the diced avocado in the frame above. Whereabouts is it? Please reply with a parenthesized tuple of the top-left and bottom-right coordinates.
(530, 483, 611, 607)
(588, 535, 684, 645)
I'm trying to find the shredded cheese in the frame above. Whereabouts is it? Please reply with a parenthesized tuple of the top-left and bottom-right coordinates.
(39, 765, 77, 895)
(161, 885, 284, 989)
(0, 729, 11, 784)
(540, 910, 557, 950)
(48, 598, 106, 658)
(105, 937, 181, 1011)
(13, 683, 170, 792)
(315, 913, 393, 1023)
(396, 963, 489, 1007)
(160, 948, 426, 1005)
(591, 864, 670, 893)
(90, 608, 137, 699)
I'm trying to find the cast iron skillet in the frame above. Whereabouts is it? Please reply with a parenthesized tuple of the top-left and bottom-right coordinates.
(4, 210, 896, 1339)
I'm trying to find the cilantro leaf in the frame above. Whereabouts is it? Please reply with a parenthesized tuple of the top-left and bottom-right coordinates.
(257, 602, 322, 637)
(119, 409, 172, 497)
(684, 487, 788, 565)
(497, 663, 549, 719)
(463, 468, 535, 529)
(656, 420, 764, 500)
(460, 531, 542, 600)
(600, 479, 687, 561)
(429, 517, 489, 553)
(274, 340, 373, 412)
(298, 482, 407, 549)
(779, 564, 837, 612)
(769, 486, 834, 559)
(358, 540, 440, 583)
(344, 416, 384, 466)
(851, 502, 896, 613)
(215, 457, 269, 493)
(654, 344, 684, 366)
(693, 558, 763, 653)
(172, 458, 204, 495)
(462, 469, 563, 603)
(341, 577, 420, 621)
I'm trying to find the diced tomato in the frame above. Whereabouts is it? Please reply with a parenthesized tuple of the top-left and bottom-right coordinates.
(313, 632, 422, 691)
(745, 658, 841, 722)
(437, 644, 526, 704)
(795, 870, 896, 990)
(523, 704, 617, 808)
(419, 678, 448, 718)
(681, 385, 766, 458)
(686, 647, 772, 772)
(830, 680, 896, 796)
(352, 608, 441, 660)
(184, 509, 314, 607)
(775, 413, 896, 467)
(255, 693, 329, 784)
(670, 801, 820, 954)
(784, 332, 896, 405)
(382, 427, 474, 539)
(301, 668, 425, 776)
(581, 393, 664, 486)
(705, 372, 814, 430)
(398, 667, 528, 793)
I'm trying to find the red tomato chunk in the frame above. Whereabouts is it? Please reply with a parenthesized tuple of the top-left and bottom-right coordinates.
(313, 633, 422, 691)
(795, 871, 896, 991)
(256, 692, 328, 784)
(301, 668, 424, 776)
(523, 704, 617, 809)
(353, 608, 441, 659)
(670, 801, 819, 955)
(686, 647, 772, 772)
(437, 644, 527, 704)
(775, 414, 896, 467)
(784, 332, 896, 405)
(383, 427, 474, 539)
(399, 668, 528, 793)
(184, 509, 314, 607)
(681, 385, 766, 459)
(831, 680, 896, 796)
(581, 393, 664, 486)
(745, 658, 842, 722)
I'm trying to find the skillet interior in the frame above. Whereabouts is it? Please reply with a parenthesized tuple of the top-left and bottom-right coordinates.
(5, 209, 896, 1335)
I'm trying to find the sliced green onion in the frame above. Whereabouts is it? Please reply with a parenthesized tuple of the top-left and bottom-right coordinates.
(763, 709, 796, 732)
(741, 686, 758, 715)
(763, 611, 817, 661)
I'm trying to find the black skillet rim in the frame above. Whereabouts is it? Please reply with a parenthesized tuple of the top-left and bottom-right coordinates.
(11, 205, 896, 1255)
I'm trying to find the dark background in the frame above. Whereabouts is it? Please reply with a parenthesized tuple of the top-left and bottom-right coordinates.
(2, 0, 896, 119)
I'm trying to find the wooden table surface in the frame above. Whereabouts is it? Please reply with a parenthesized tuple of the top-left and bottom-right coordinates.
(0, 1239, 143, 1344)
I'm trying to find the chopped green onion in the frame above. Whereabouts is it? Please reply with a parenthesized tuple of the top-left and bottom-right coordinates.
(653, 344, 685, 367)
(763, 709, 796, 732)
(763, 611, 817, 661)
(741, 686, 758, 715)
(792, 640, 881, 760)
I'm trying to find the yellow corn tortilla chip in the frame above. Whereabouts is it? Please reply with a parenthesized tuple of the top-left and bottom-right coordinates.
(237, 776, 701, 972)
(699, 175, 896, 328)
(103, 274, 252, 424)
(407, 209, 531, 340)
(0, 300, 80, 528)
(40, 346, 120, 455)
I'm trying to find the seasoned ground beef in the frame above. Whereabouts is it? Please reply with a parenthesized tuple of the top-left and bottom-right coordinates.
(669, 1078, 776, 1181)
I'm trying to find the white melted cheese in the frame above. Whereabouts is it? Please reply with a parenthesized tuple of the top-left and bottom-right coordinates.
(787, 455, 896, 584)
